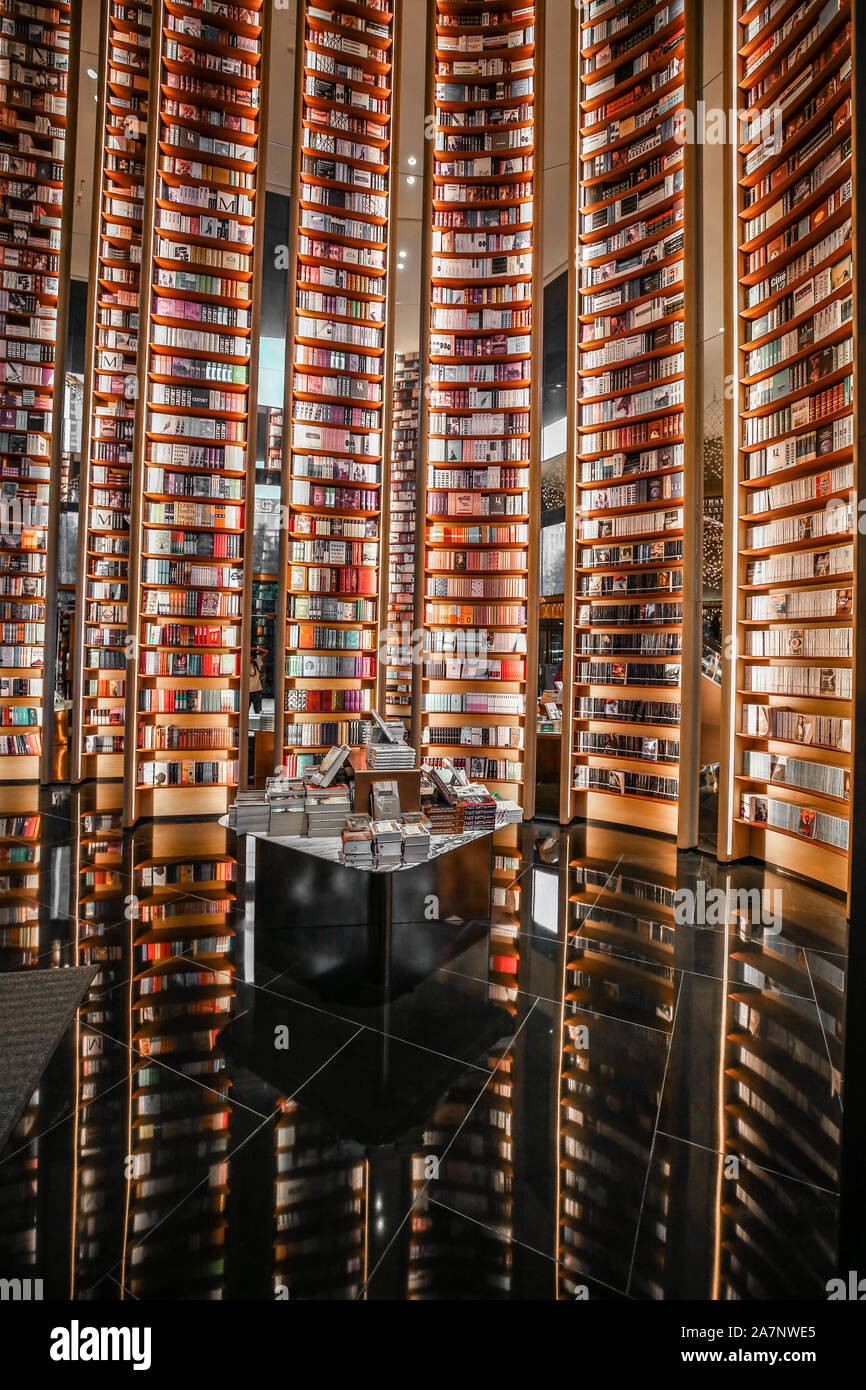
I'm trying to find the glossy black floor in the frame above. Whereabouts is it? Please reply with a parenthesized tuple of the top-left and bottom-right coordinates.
(0, 784, 845, 1300)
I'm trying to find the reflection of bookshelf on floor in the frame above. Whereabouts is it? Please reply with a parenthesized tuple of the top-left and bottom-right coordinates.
(0, 0, 76, 779)
(73, 0, 151, 781)
(558, 828, 676, 1296)
(417, 0, 541, 811)
(563, 0, 689, 838)
(127, 0, 268, 820)
(730, 0, 854, 895)
(274, 1105, 368, 1299)
(384, 351, 418, 729)
(489, 820, 522, 1016)
(278, 0, 398, 777)
(409, 1047, 514, 1297)
(126, 821, 237, 1297)
(72, 785, 131, 1295)
(718, 899, 842, 1296)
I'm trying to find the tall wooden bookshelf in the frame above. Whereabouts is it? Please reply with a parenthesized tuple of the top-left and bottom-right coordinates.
(275, 0, 399, 777)
(0, 1, 78, 781)
(124, 0, 269, 822)
(560, 0, 698, 841)
(415, 0, 543, 814)
(382, 349, 418, 728)
(72, 0, 152, 785)
(727, 0, 854, 894)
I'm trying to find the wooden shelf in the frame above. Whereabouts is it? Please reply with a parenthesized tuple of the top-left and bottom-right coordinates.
(0, 1, 75, 776)
(730, 0, 853, 896)
(123, 0, 268, 821)
(276, 0, 398, 775)
(414, 0, 541, 810)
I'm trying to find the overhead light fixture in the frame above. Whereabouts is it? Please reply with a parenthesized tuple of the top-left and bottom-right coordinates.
(406, 175, 416, 185)
(86, 67, 98, 79)
(398, 250, 407, 259)
(407, 156, 417, 167)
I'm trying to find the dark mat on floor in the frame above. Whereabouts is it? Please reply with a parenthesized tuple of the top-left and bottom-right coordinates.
(0, 967, 97, 1153)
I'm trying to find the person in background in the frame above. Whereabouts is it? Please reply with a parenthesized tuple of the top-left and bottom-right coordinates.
(249, 656, 263, 716)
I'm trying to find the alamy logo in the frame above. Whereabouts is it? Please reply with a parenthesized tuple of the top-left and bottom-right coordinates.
(826, 1271, 866, 1300)
(49, 1322, 152, 1372)
(673, 884, 781, 934)
(0, 1277, 42, 1300)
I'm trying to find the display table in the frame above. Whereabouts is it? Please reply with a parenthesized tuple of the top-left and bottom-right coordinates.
(220, 810, 517, 873)
(218, 808, 522, 1145)
(220, 808, 520, 987)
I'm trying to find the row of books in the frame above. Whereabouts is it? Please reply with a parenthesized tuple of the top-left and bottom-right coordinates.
(741, 702, 850, 750)
(740, 792, 849, 851)
(742, 750, 849, 801)
(573, 767, 679, 802)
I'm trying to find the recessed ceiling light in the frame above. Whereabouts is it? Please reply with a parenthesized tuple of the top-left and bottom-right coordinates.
(398, 250, 407, 258)
(407, 156, 417, 167)
(718, 326, 724, 332)
(397, 262, 405, 270)
(406, 175, 416, 185)
(86, 68, 98, 79)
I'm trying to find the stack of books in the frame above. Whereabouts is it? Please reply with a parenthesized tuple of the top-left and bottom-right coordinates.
(305, 785, 352, 838)
(366, 742, 415, 770)
(264, 774, 306, 835)
(458, 791, 497, 833)
(424, 803, 464, 835)
(491, 797, 523, 825)
(228, 793, 270, 833)
(268, 794, 306, 837)
(400, 819, 431, 863)
(341, 814, 374, 864)
(372, 819, 403, 861)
